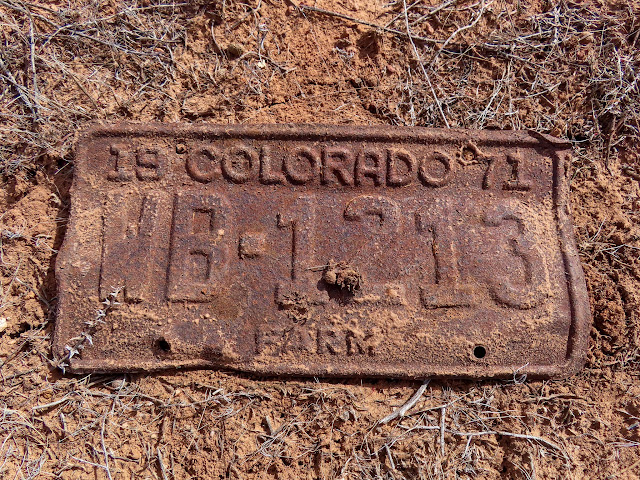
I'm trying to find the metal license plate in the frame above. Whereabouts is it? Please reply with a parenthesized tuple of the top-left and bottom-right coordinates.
(54, 123, 590, 378)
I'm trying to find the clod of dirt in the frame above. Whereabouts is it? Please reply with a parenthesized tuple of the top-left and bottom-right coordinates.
(225, 43, 244, 58)
(279, 292, 310, 324)
(356, 31, 381, 58)
(322, 261, 362, 294)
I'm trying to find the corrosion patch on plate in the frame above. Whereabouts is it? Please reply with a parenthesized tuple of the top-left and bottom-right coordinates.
(53, 123, 590, 378)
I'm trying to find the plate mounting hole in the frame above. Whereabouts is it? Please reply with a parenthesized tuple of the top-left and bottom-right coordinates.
(473, 345, 487, 359)
(157, 337, 171, 353)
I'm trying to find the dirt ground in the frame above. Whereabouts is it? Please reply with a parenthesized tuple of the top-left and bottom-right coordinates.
(1, 0, 640, 478)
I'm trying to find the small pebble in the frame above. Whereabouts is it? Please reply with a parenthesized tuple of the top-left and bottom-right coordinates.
(225, 43, 244, 59)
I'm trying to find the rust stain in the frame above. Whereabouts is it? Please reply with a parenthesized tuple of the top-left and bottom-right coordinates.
(53, 123, 590, 378)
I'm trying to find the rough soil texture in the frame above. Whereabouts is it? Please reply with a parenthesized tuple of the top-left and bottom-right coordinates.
(1, 0, 639, 478)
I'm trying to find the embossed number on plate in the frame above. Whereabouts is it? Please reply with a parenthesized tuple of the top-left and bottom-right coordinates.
(54, 124, 590, 378)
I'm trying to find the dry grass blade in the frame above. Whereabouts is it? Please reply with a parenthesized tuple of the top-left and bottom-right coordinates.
(378, 379, 430, 424)
(401, 0, 449, 127)
(449, 429, 571, 464)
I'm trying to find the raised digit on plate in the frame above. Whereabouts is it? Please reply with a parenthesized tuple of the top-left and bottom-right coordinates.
(100, 192, 167, 301)
(275, 196, 326, 306)
(416, 206, 474, 308)
(484, 207, 546, 309)
(167, 193, 230, 301)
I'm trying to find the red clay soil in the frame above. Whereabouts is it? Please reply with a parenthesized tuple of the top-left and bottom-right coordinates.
(1, 0, 639, 478)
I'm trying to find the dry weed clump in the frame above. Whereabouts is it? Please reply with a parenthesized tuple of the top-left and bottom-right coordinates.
(0, 0, 639, 478)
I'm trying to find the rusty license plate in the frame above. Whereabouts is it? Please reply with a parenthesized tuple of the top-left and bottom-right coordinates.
(54, 123, 590, 378)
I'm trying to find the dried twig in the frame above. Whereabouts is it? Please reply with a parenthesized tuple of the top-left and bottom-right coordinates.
(450, 429, 571, 463)
(432, 0, 492, 64)
(157, 448, 169, 480)
(298, 4, 440, 45)
(0, 55, 36, 115)
(401, 0, 449, 127)
(53, 287, 122, 373)
(439, 406, 446, 456)
(378, 379, 431, 425)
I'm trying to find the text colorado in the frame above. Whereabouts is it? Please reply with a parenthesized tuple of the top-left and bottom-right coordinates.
(186, 145, 455, 187)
